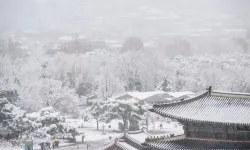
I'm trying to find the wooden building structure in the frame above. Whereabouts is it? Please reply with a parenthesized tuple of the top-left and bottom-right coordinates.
(103, 86, 250, 149)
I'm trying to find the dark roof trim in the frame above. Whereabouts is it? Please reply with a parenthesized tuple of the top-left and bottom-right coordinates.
(211, 91, 250, 99)
(146, 134, 186, 142)
(185, 137, 250, 143)
(153, 109, 250, 125)
(146, 136, 250, 144)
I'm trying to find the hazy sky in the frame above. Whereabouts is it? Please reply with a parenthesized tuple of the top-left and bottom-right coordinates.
(0, 0, 249, 38)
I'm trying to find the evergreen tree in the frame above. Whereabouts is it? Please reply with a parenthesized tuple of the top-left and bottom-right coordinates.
(155, 79, 172, 92)
(0, 98, 26, 139)
(27, 107, 79, 138)
(91, 99, 146, 131)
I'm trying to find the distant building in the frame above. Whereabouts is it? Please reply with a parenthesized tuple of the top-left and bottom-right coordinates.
(86, 95, 98, 106)
(115, 91, 196, 105)
(78, 94, 98, 106)
(143, 91, 195, 105)
(115, 91, 195, 105)
(115, 91, 166, 104)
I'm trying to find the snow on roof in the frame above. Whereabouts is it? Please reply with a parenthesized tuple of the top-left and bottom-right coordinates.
(124, 98, 139, 104)
(146, 136, 250, 149)
(167, 91, 194, 98)
(117, 141, 139, 150)
(127, 132, 148, 143)
(153, 91, 250, 124)
(127, 91, 166, 100)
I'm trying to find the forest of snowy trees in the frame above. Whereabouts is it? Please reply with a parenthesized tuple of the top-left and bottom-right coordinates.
(1, 36, 250, 147)
(2, 44, 250, 141)
(1, 38, 250, 115)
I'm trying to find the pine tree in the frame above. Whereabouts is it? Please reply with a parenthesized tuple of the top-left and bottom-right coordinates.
(0, 98, 26, 139)
(27, 107, 79, 138)
(91, 99, 146, 131)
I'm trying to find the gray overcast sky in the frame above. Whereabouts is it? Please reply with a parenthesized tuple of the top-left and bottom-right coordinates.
(0, 0, 249, 38)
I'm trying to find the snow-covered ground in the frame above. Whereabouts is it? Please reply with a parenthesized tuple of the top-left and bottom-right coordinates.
(0, 114, 183, 150)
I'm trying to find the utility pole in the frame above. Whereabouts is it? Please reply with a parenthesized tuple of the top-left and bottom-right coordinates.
(146, 112, 149, 131)
(97, 120, 99, 130)
(102, 124, 106, 135)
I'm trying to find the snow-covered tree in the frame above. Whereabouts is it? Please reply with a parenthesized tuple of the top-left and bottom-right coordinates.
(0, 98, 28, 139)
(155, 79, 172, 92)
(27, 107, 79, 138)
(91, 99, 146, 131)
(39, 79, 79, 116)
(0, 97, 78, 139)
(117, 52, 142, 91)
(97, 59, 125, 100)
(122, 36, 144, 51)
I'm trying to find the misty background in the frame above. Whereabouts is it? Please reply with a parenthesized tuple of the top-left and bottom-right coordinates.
(1, 0, 250, 50)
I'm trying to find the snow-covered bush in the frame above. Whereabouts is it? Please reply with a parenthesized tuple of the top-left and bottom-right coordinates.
(0, 98, 79, 140)
(27, 107, 79, 138)
(0, 98, 26, 139)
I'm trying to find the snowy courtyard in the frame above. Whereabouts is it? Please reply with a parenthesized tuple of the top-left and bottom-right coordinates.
(0, 116, 183, 150)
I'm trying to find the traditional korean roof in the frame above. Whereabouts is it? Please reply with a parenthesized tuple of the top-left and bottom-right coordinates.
(116, 91, 166, 100)
(151, 87, 250, 125)
(100, 132, 149, 150)
(146, 137, 250, 149)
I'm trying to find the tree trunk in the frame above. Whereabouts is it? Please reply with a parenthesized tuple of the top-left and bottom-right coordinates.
(122, 116, 127, 131)
(97, 120, 99, 130)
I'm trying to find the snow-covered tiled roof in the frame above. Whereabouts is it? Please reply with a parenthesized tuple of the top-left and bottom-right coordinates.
(146, 138, 250, 149)
(167, 91, 195, 98)
(115, 91, 167, 101)
(126, 132, 148, 143)
(127, 91, 166, 100)
(117, 141, 139, 150)
(152, 90, 250, 125)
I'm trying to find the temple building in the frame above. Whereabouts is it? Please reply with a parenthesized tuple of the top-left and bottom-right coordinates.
(102, 86, 250, 149)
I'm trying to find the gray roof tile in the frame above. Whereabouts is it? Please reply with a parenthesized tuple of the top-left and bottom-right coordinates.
(153, 91, 250, 124)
